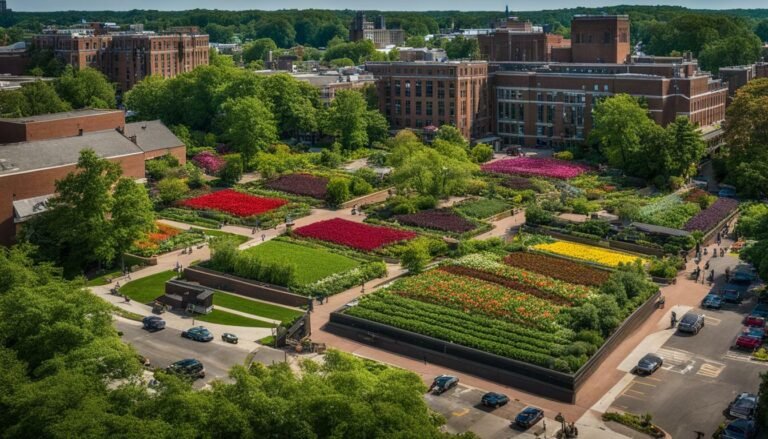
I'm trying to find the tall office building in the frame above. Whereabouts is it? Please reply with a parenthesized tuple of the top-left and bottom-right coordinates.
(349, 11, 405, 48)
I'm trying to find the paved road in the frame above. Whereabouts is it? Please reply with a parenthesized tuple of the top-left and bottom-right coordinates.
(115, 318, 251, 388)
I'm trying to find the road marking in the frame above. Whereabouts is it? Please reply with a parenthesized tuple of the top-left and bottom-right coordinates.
(618, 393, 645, 401)
(697, 363, 725, 378)
(451, 408, 469, 417)
(632, 381, 657, 387)
(625, 389, 645, 396)
(704, 316, 721, 326)
(645, 377, 662, 382)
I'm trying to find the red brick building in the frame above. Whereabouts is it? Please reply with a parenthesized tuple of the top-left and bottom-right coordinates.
(478, 18, 571, 62)
(365, 61, 491, 140)
(32, 27, 209, 92)
(0, 109, 185, 245)
(570, 15, 630, 64)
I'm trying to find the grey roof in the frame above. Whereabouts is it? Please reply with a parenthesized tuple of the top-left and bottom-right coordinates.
(13, 194, 53, 223)
(630, 222, 691, 237)
(0, 109, 122, 124)
(0, 130, 143, 176)
(124, 121, 184, 152)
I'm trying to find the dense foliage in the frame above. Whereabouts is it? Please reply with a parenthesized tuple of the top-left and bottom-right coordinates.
(723, 78, 768, 198)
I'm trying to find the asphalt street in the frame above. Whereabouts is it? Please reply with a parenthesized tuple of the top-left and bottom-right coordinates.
(115, 318, 251, 388)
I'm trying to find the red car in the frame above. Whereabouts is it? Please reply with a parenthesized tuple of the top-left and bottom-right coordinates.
(745, 316, 766, 328)
(735, 334, 762, 350)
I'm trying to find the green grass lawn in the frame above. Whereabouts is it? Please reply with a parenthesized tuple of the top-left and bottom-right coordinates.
(192, 228, 250, 245)
(87, 269, 123, 286)
(454, 198, 511, 219)
(213, 291, 303, 325)
(195, 309, 275, 327)
(242, 240, 360, 285)
(119, 270, 178, 304)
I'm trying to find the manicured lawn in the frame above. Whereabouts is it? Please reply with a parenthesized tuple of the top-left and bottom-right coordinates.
(213, 291, 303, 325)
(119, 270, 178, 304)
(195, 309, 275, 327)
(192, 228, 250, 245)
(87, 269, 123, 286)
(454, 199, 511, 219)
(242, 240, 360, 285)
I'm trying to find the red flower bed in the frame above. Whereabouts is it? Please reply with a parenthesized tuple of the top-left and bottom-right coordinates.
(394, 209, 476, 233)
(265, 173, 329, 199)
(180, 189, 287, 217)
(294, 218, 416, 251)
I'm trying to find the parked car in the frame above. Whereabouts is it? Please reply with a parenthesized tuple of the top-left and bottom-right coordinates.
(166, 358, 205, 379)
(481, 392, 509, 408)
(728, 393, 758, 419)
(718, 186, 737, 198)
(142, 315, 166, 332)
(221, 333, 239, 344)
(744, 315, 766, 328)
(702, 294, 723, 309)
(635, 353, 664, 375)
(429, 375, 458, 394)
(723, 289, 743, 304)
(721, 418, 757, 439)
(735, 334, 762, 351)
(749, 304, 768, 319)
(743, 326, 766, 340)
(513, 407, 544, 429)
(181, 326, 213, 342)
(731, 272, 754, 285)
(677, 312, 706, 334)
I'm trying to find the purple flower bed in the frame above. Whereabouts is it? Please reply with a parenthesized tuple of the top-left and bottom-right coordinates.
(482, 157, 590, 179)
(192, 151, 225, 175)
(265, 173, 329, 199)
(683, 198, 739, 232)
(501, 176, 535, 190)
(394, 209, 476, 233)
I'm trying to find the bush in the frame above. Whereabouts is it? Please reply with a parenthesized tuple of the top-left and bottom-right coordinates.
(219, 154, 244, 185)
(320, 148, 344, 168)
(553, 151, 574, 160)
(401, 239, 431, 274)
(326, 177, 351, 207)
(349, 177, 373, 196)
(471, 144, 494, 163)
(415, 195, 437, 210)
(157, 177, 189, 204)
(649, 258, 679, 278)
(293, 261, 387, 297)
(525, 204, 554, 225)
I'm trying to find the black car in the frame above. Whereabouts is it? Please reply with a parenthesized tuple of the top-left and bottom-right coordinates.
(677, 312, 705, 334)
(142, 315, 166, 332)
(722, 418, 757, 439)
(513, 406, 544, 429)
(723, 289, 743, 304)
(166, 358, 205, 379)
(429, 375, 458, 394)
(635, 353, 663, 375)
(729, 393, 758, 420)
(481, 392, 509, 408)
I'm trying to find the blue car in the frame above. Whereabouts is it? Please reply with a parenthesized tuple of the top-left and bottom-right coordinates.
(181, 326, 213, 342)
(481, 392, 509, 408)
(514, 406, 544, 429)
(722, 418, 757, 439)
(702, 294, 723, 309)
(723, 289, 743, 304)
(142, 315, 166, 331)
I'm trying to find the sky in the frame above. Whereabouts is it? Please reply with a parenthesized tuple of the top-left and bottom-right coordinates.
(13, 0, 768, 12)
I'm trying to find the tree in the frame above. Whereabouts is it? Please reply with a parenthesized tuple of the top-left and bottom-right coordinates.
(756, 20, 768, 43)
(326, 177, 350, 207)
(435, 125, 467, 148)
(391, 144, 477, 198)
(723, 78, 768, 197)
(218, 97, 278, 166)
(471, 144, 494, 163)
(219, 154, 244, 185)
(323, 90, 370, 150)
(330, 57, 355, 68)
(401, 239, 430, 274)
(663, 116, 705, 180)
(55, 66, 116, 109)
(123, 75, 169, 121)
(156, 177, 189, 204)
(405, 35, 427, 47)
(111, 179, 154, 261)
(242, 38, 277, 64)
(0, 89, 29, 117)
(255, 18, 296, 48)
(698, 34, 762, 73)
(18, 80, 71, 116)
(589, 94, 655, 171)
(363, 109, 390, 145)
(444, 35, 480, 59)
(258, 74, 320, 137)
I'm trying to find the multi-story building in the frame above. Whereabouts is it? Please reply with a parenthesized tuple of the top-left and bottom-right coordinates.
(399, 48, 447, 63)
(718, 62, 768, 103)
(349, 11, 405, 48)
(569, 15, 631, 64)
(32, 26, 209, 92)
(365, 61, 491, 140)
(478, 17, 571, 62)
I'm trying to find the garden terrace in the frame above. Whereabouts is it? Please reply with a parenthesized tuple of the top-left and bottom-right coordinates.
(264, 173, 329, 199)
(180, 189, 287, 217)
(129, 223, 248, 257)
(293, 218, 416, 251)
(683, 197, 739, 233)
(453, 198, 512, 219)
(504, 252, 611, 286)
(500, 176, 536, 190)
(393, 209, 476, 233)
(482, 157, 590, 179)
(637, 193, 700, 229)
(533, 240, 649, 268)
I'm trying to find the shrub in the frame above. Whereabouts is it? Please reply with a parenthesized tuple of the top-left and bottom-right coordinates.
(219, 154, 243, 185)
(320, 148, 344, 168)
(401, 240, 431, 274)
(525, 204, 554, 225)
(471, 144, 494, 163)
(157, 177, 189, 204)
(349, 176, 373, 196)
(326, 177, 351, 207)
(553, 151, 574, 160)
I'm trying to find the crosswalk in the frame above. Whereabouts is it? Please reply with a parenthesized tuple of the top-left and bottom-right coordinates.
(657, 347, 696, 374)
(697, 362, 725, 378)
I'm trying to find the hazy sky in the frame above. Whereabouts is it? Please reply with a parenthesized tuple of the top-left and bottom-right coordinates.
(13, 0, 768, 12)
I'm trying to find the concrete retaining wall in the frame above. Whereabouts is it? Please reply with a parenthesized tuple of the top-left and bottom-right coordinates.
(184, 266, 310, 308)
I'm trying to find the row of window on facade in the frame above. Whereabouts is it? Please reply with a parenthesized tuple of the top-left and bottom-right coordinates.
(497, 102, 585, 125)
(387, 99, 465, 117)
(497, 88, 608, 102)
(392, 118, 469, 129)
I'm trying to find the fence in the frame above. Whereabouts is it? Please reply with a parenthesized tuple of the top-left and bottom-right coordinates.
(184, 266, 310, 308)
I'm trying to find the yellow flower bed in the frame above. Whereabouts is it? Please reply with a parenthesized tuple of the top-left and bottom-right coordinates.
(533, 241, 648, 268)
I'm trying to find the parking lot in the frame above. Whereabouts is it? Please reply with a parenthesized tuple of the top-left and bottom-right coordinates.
(611, 269, 767, 438)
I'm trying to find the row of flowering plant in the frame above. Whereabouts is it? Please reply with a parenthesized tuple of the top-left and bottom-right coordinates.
(180, 189, 288, 217)
(482, 157, 590, 179)
(394, 209, 476, 233)
(293, 218, 417, 251)
(533, 241, 648, 268)
(504, 252, 610, 286)
(683, 197, 739, 232)
(265, 173, 329, 199)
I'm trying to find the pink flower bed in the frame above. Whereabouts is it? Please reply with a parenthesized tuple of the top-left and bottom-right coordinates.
(180, 189, 287, 217)
(294, 218, 417, 251)
(192, 151, 225, 175)
(482, 157, 590, 179)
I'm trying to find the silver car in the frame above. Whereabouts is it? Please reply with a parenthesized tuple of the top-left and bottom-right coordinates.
(677, 312, 705, 334)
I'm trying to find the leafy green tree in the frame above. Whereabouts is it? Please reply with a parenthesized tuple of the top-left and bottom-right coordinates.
(391, 144, 477, 198)
(326, 177, 350, 207)
(255, 18, 296, 48)
(698, 34, 762, 73)
(405, 35, 427, 47)
(242, 38, 277, 64)
(364, 109, 390, 145)
(435, 125, 468, 148)
(330, 57, 355, 68)
(756, 20, 768, 43)
(156, 177, 189, 204)
(444, 35, 480, 59)
(111, 179, 155, 261)
(0, 89, 29, 117)
(219, 154, 244, 185)
(662, 116, 705, 180)
(124, 75, 169, 121)
(471, 144, 494, 163)
(401, 239, 430, 274)
(55, 66, 116, 109)
(259, 74, 320, 137)
(723, 78, 768, 197)
(218, 96, 278, 166)
(323, 90, 370, 150)
(19, 80, 71, 116)
(590, 94, 655, 171)
(205, 23, 236, 43)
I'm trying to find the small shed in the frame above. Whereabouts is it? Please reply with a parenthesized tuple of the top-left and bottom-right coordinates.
(157, 280, 214, 314)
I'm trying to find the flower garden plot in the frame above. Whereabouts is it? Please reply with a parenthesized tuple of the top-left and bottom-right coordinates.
(533, 241, 648, 268)
(453, 199, 511, 219)
(180, 189, 287, 217)
(482, 157, 590, 179)
(501, 176, 536, 190)
(293, 218, 416, 251)
(683, 197, 739, 232)
(638, 193, 700, 229)
(129, 223, 207, 257)
(264, 173, 329, 199)
(504, 252, 610, 286)
(393, 209, 476, 233)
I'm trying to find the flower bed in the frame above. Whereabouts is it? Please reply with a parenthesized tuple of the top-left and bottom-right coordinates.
(533, 241, 648, 268)
(130, 223, 206, 257)
(394, 209, 476, 233)
(293, 218, 416, 251)
(192, 151, 225, 174)
(180, 189, 287, 217)
(390, 269, 561, 329)
(501, 176, 536, 190)
(454, 199, 511, 219)
(683, 198, 739, 232)
(482, 157, 590, 179)
(504, 252, 610, 286)
(265, 173, 329, 199)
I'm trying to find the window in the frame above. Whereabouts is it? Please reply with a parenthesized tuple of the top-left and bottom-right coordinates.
(449, 83, 455, 98)
(405, 80, 411, 97)
(437, 81, 445, 99)
(416, 101, 422, 116)
(416, 80, 422, 97)
(537, 104, 544, 122)
(405, 100, 411, 115)
(426, 101, 433, 116)
(395, 100, 401, 115)
(438, 101, 445, 116)
(426, 81, 433, 98)
(395, 81, 401, 97)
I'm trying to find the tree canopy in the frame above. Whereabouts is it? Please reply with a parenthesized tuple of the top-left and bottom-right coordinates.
(55, 66, 117, 109)
(723, 78, 768, 198)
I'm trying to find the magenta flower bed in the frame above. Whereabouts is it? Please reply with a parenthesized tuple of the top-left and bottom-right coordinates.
(265, 173, 329, 199)
(180, 189, 287, 217)
(394, 209, 476, 233)
(294, 218, 416, 251)
(683, 198, 738, 232)
(482, 157, 590, 179)
(192, 151, 225, 175)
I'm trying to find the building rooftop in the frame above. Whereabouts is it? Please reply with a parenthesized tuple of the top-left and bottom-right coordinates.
(0, 129, 142, 176)
(0, 108, 122, 124)
(124, 121, 184, 152)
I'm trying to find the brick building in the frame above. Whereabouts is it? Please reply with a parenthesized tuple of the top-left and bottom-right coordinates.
(365, 61, 491, 140)
(718, 62, 768, 103)
(349, 11, 405, 48)
(570, 15, 630, 64)
(478, 17, 571, 62)
(0, 109, 185, 245)
(32, 26, 209, 92)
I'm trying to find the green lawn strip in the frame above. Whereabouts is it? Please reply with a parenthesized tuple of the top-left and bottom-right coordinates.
(242, 240, 360, 285)
(191, 228, 250, 245)
(194, 309, 275, 328)
(87, 269, 123, 286)
(119, 270, 178, 304)
(213, 291, 302, 325)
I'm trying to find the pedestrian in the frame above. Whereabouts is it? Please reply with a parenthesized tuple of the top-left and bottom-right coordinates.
(261, 233, 266, 242)
(252, 227, 256, 235)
